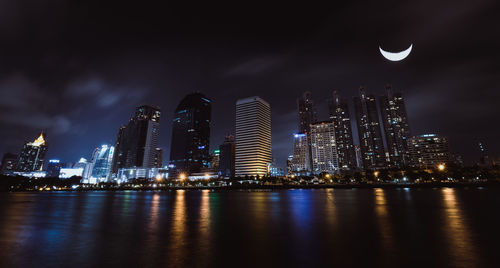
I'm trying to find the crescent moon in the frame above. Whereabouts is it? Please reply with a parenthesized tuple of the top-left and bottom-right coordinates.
(379, 44, 413, 61)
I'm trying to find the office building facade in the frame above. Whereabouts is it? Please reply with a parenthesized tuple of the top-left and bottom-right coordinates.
(169, 92, 212, 174)
(235, 96, 272, 177)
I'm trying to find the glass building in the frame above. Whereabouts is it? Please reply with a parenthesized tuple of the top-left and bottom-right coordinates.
(169, 92, 212, 174)
(90, 144, 115, 182)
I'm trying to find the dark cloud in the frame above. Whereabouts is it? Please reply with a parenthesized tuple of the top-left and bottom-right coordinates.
(0, 0, 498, 165)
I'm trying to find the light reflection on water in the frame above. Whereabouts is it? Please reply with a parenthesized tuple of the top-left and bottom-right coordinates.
(0, 188, 497, 267)
(441, 188, 481, 267)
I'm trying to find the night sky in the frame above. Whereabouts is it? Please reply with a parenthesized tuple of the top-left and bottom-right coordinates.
(0, 0, 498, 166)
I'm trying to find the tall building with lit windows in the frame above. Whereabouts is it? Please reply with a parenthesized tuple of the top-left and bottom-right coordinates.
(169, 92, 212, 174)
(353, 87, 386, 169)
(309, 121, 339, 174)
(328, 90, 356, 171)
(380, 85, 411, 168)
(291, 133, 310, 175)
(16, 132, 48, 172)
(235, 96, 272, 177)
(408, 134, 450, 168)
(112, 104, 161, 172)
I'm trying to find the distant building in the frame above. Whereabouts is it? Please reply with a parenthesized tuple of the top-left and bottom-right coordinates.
(297, 91, 318, 134)
(408, 134, 450, 168)
(218, 135, 235, 178)
(478, 142, 492, 167)
(328, 90, 356, 171)
(115, 167, 167, 182)
(210, 149, 220, 170)
(46, 159, 62, 177)
(353, 87, 386, 169)
(0, 153, 18, 175)
(59, 168, 84, 179)
(154, 148, 163, 168)
(309, 121, 339, 174)
(379, 85, 411, 168)
(235, 96, 272, 177)
(286, 155, 293, 176)
(169, 92, 211, 174)
(268, 162, 285, 177)
(112, 105, 161, 172)
(291, 133, 310, 175)
(74, 158, 93, 181)
(17, 132, 48, 172)
(90, 145, 115, 182)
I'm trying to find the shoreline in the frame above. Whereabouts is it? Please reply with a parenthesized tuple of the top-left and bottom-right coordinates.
(4, 181, 499, 192)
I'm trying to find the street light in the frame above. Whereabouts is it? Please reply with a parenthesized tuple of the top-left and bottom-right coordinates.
(438, 164, 445, 171)
(179, 173, 186, 180)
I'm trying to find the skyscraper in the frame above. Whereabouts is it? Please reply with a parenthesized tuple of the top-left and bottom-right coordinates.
(235, 96, 272, 177)
(297, 91, 317, 133)
(90, 144, 115, 182)
(169, 92, 212, 174)
(291, 133, 309, 175)
(408, 134, 450, 168)
(16, 132, 48, 172)
(328, 90, 356, 171)
(219, 135, 235, 178)
(353, 87, 386, 169)
(309, 121, 339, 174)
(112, 105, 161, 172)
(380, 85, 411, 168)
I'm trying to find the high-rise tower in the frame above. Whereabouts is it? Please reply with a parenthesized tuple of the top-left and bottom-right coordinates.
(169, 92, 212, 174)
(112, 105, 161, 172)
(328, 90, 356, 171)
(353, 87, 386, 169)
(235, 96, 272, 177)
(380, 85, 411, 168)
(297, 91, 317, 134)
(16, 132, 48, 172)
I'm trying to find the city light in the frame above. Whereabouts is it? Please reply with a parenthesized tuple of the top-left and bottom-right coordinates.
(438, 164, 446, 171)
(179, 173, 186, 180)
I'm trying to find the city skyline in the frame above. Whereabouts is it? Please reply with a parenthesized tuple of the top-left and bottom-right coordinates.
(0, 1, 498, 167)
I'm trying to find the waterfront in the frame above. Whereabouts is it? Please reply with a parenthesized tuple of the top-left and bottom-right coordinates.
(0, 188, 499, 267)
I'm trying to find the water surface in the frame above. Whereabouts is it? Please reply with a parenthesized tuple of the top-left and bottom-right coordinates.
(0, 188, 498, 267)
